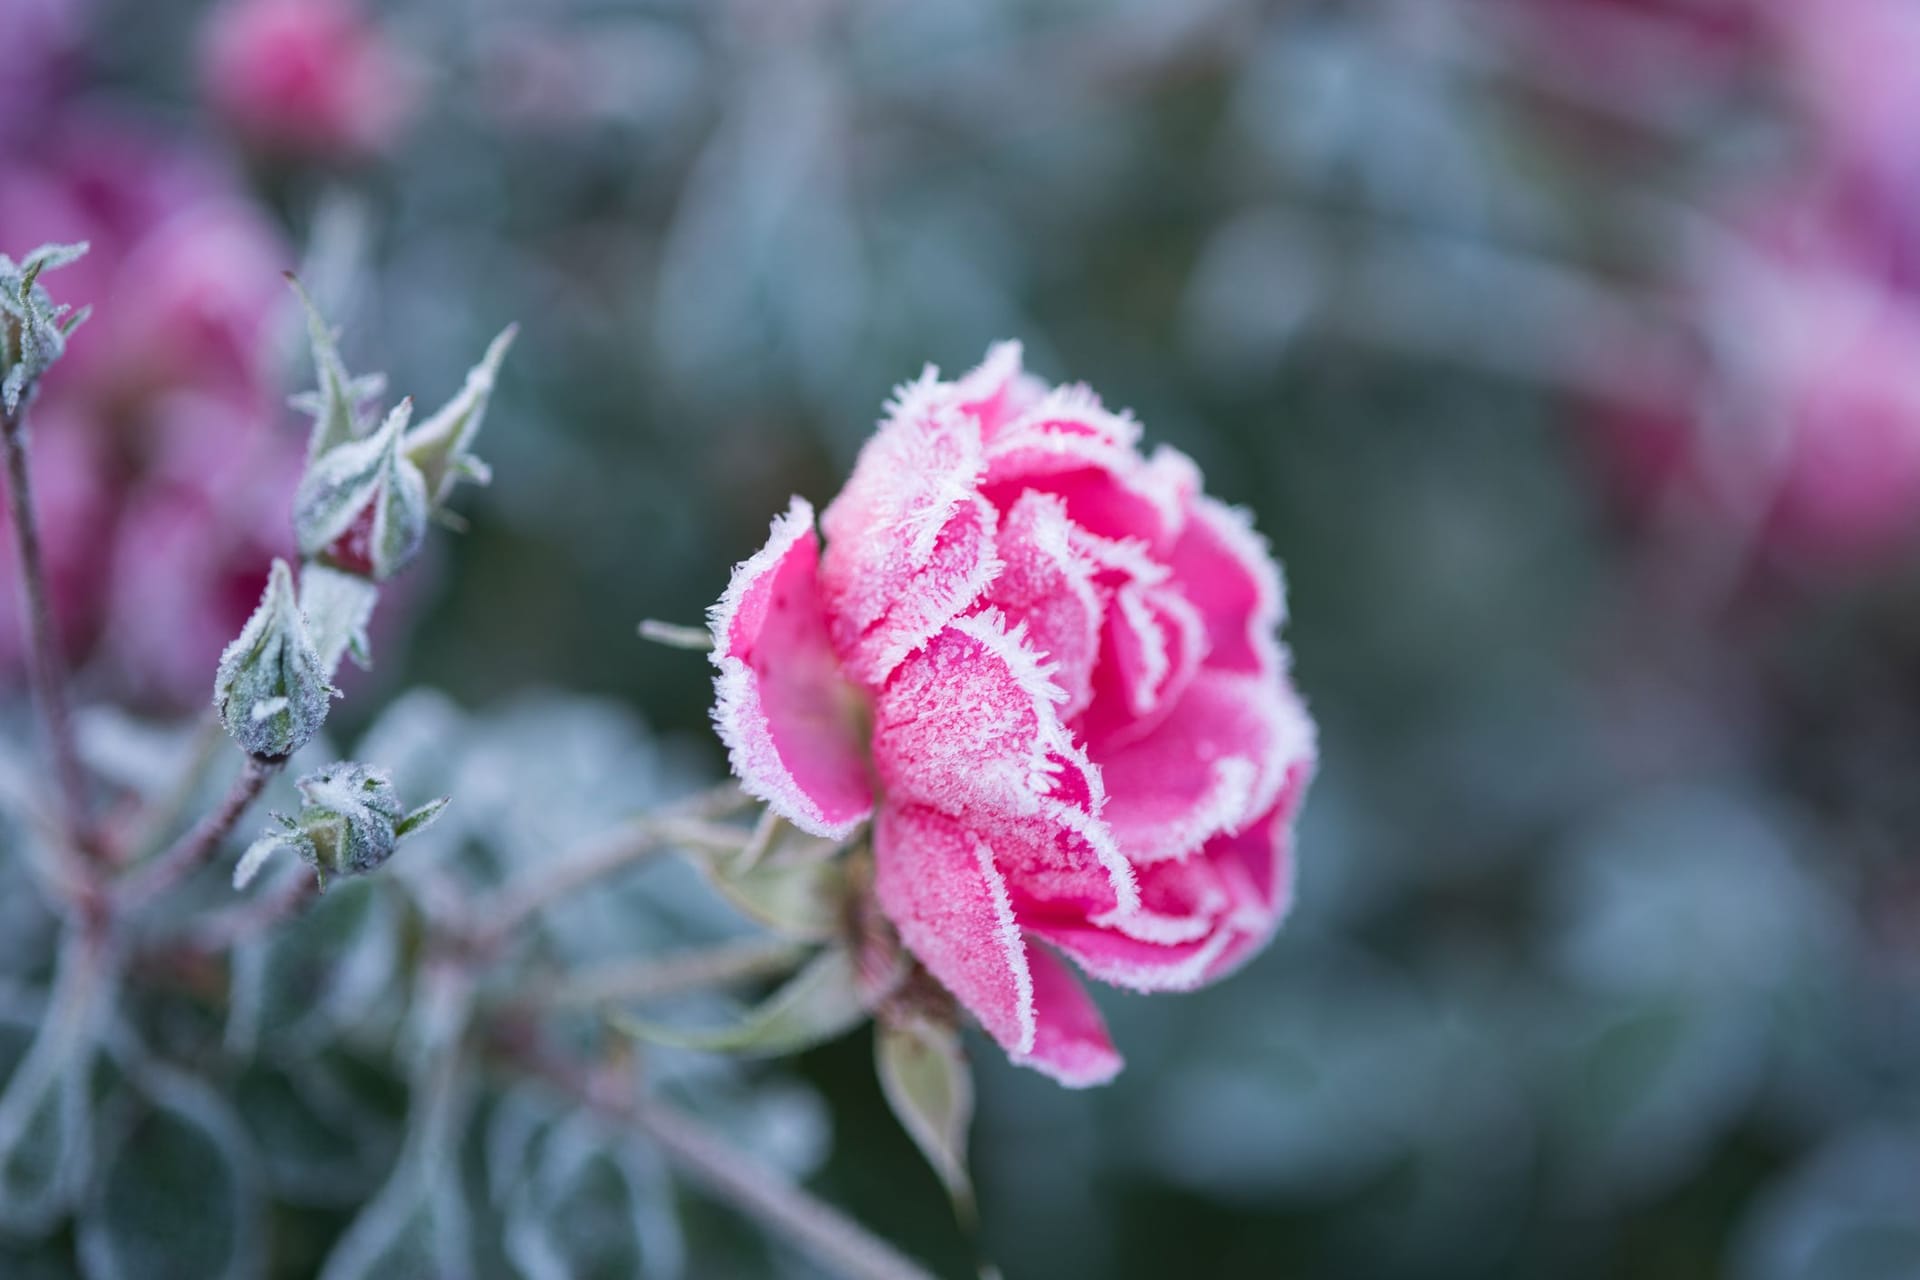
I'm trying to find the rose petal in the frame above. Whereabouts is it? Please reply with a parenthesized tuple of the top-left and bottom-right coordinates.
(1029, 900, 1235, 994)
(709, 497, 874, 839)
(1193, 774, 1312, 983)
(1089, 670, 1312, 864)
(1031, 783, 1306, 994)
(981, 387, 1184, 546)
(874, 803, 1036, 1055)
(1081, 579, 1207, 746)
(1018, 942, 1123, 1087)
(873, 610, 1136, 915)
(820, 372, 1001, 685)
(955, 341, 1047, 440)
(1167, 494, 1287, 675)
(983, 491, 1104, 718)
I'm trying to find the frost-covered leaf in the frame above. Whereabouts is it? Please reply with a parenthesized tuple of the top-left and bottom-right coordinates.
(299, 563, 381, 674)
(0, 242, 89, 412)
(230, 1056, 404, 1208)
(1734, 1129, 1920, 1280)
(317, 1158, 473, 1280)
(317, 1063, 475, 1280)
(77, 1069, 262, 1280)
(492, 1097, 686, 1280)
(0, 958, 103, 1235)
(403, 324, 515, 505)
(700, 849, 851, 942)
(226, 879, 403, 1056)
(287, 275, 384, 460)
(876, 1018, 974, 1211)
(613, 946, 866, 1057)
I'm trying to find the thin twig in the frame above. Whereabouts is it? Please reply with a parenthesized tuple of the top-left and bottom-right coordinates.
(469, 818, 672, 949)
(638, 618, 714, 651)
(112, 710, 225, 866)
(470, 809, 757, 949)
(531, 937, 808, 1010)
(503, 1039, 937, 1280)
(116, 753, 284, 908)
(186, 863, 319, 952)
(1, 404, 91, 860)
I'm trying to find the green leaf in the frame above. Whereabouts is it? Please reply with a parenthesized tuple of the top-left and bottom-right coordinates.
(494, 1101, 684, 1280)
(876, 1018, 975, 1214)
(286, 276, 383, 460)
(0, 955, 104, 1236)
(612, 946, 867, 1057)
(226, 879, 403, 1057)
(77, 1069, 262, 1280)
(230, 1056, 403, 1208)
(317, 1140, 473, 1280)
(298, 563, 380, 675)
(403, 324, 515, 506)
(701, 849, 850, 941)
(394, 795, 451, 840)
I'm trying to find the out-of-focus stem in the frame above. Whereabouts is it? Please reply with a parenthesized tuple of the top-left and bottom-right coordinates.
(187, 863, 319, 952)
(533, 937, 808, 1009)
(504, 1040, 938, 1280)
(470, 808, 756, 949)
(1, 403, 91, 860)
(117, 753, 284, 908)
(112, 711, 225, 866)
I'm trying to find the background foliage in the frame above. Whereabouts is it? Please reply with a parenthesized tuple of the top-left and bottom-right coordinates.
(4, 0, 1920, 1276)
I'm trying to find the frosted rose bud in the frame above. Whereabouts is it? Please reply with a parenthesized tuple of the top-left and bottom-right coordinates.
(709, 344, 1317, 1087)
(199, 0, 417, 162)
(234, 760, 447, 889)
(213, 557, 333, 757)
(293, 401, 430, 580)
(0, 241, 90, 413)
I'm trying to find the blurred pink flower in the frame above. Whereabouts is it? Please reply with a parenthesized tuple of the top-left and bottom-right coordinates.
(200, 0, 417, 162)
(0, 423, 113, 674)
(710, 346, 1316, 1086)
(1595, 193, 1920, 569)
(0, 0, 84, 144)
(0, 116, 300, 707)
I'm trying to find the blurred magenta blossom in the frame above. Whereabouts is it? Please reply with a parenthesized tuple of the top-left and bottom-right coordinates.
(200, 0, 418, 162)
(0, 111, 298, 706)
(1582, 0, 1920, 571)
(711, 345, 1316, 1085)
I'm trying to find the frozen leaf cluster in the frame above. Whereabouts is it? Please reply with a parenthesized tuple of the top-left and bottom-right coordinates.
(287, 283, 513, 582)
(0, 242, 90, 414)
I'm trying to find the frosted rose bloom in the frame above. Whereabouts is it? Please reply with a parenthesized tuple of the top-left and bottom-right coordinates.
(710, 346, 1316, 1085)
(200, 0, 417, 161)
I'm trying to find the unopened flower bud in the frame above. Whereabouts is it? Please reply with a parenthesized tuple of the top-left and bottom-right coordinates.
(234, 760, 448, 889)
(0, 242, 90, 414)
(213, 558, 333, 757)
(293, 400, 430, 580)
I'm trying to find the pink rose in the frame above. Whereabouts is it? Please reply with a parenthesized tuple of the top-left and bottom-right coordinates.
(1590, 190, 1920, 570)
(199, 0, 417, 162)
(709, 345, 1316, 1086)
